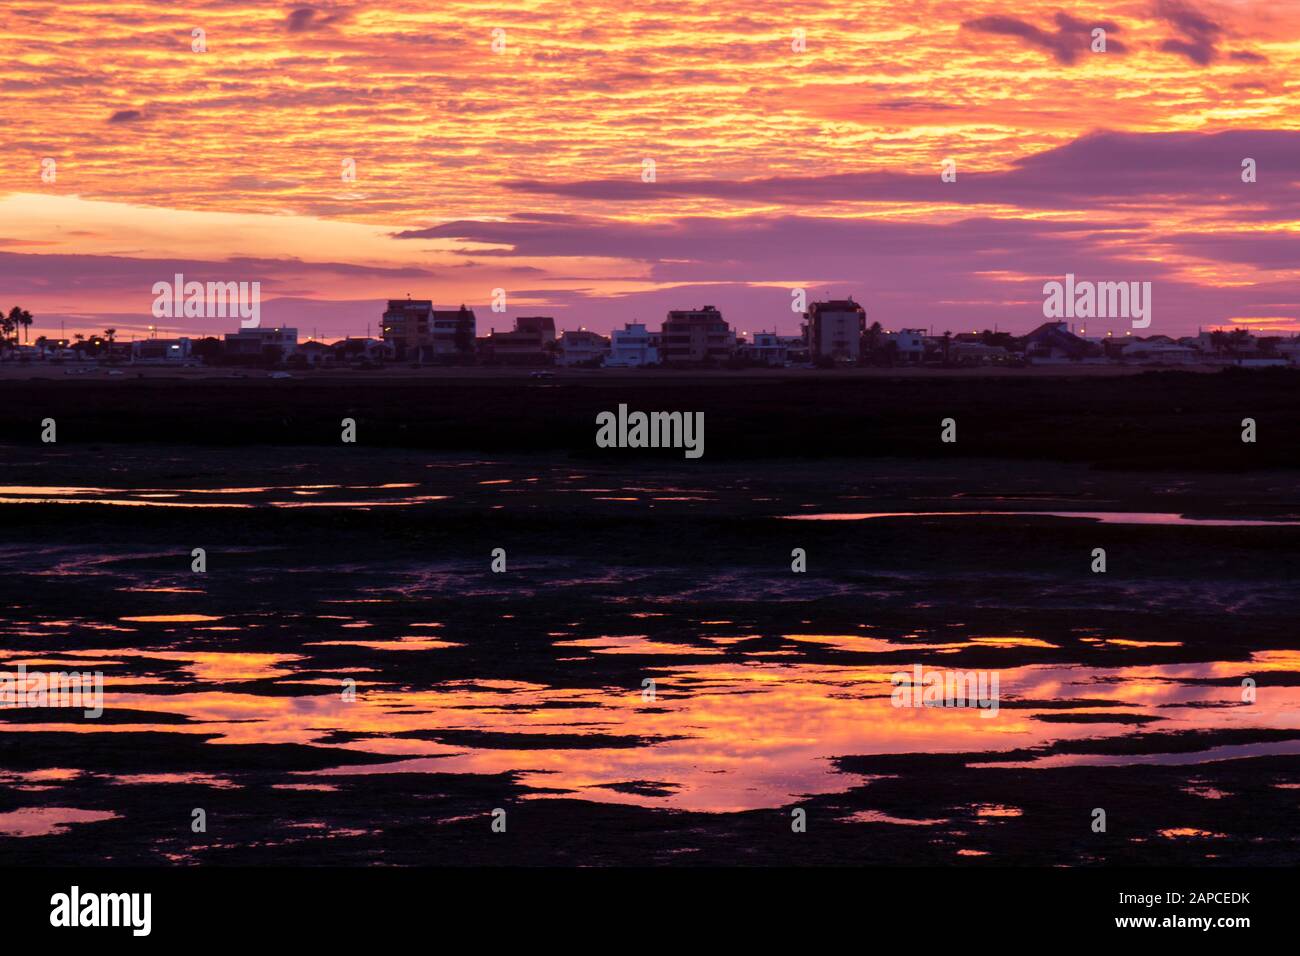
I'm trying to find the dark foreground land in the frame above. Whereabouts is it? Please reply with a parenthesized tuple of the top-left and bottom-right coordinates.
(1, 367, 1298, 468)
(0, 371, 1298, 865)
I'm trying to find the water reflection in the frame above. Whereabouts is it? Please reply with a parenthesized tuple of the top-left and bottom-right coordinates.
(2, 459, 1298, 861)
(0, 807, 119, 837)
(3, 631, 1296, 814)
(783, 511, 1300, 527)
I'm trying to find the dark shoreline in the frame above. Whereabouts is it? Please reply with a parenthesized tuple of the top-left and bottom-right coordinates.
(2, 367, 1298, 469)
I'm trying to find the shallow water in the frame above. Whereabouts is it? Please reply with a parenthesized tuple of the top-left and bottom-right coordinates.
(3, 624, 1298, 815)
(3, 454, 1299, 863)
(783, 511, 1300, 527)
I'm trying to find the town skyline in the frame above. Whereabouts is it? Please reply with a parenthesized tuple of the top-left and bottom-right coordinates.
(3, 1, 1299, 340)
(10, 295, 1299, 370)
(11, 279, 1300, 347)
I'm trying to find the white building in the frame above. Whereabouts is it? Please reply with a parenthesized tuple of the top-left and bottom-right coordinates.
(804, 299, 866, 362)
(886, 328, 927, 363)
(742, 332, 789, 366)
(606, 323, 659, 367)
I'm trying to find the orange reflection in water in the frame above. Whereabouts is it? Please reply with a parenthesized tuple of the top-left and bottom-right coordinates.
(8, 640, 1300, 814)
(281, 655, 1300, 812)
(0, 807, 119, 837)
(783, 511, 1300, 527)
(119, 614, 222, 623)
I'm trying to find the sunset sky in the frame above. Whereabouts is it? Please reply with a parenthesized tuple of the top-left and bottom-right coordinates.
(2, 0, 1299, 340)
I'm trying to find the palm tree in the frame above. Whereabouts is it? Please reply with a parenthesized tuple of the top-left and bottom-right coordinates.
(8, 307, 33, 344)
(0, 313, 12, 351)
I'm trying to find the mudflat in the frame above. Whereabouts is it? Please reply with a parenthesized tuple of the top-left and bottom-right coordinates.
(1, 372, 1297, 865)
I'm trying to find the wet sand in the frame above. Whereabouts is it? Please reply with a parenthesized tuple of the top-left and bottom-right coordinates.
(1, 447, 1298, 865)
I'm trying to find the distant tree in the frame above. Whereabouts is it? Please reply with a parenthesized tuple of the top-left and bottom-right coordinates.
(454, 307, 475, 355)
(863, 320, 883, 354)
(981, 330, 1016, 349)
(941, 330, 953, 364)
(863, 323, 883, 364)
(191, 336, 224, 365)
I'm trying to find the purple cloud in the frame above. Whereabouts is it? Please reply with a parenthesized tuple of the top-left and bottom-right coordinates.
(963, 12, 1124, 65)
(1156, 0, 1223, 65)
(286, 6, 348, 34)
(498, 130, 1300, 219)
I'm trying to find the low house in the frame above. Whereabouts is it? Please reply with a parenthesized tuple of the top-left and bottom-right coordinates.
(131, 337, 192, 364)
(295, 341, 334, 367)
(478, 317, 555, 366)
(1275, 340, 1300, 365)
(223, 327, 298, 362)
(949, 341, 1011, 366)
(607, 323, 659, 367)
(884, 328, 927, 364)
(1021, 322, 1104, 363)
(1119, 339, 1200, 364)
(739, 332, 789, 366)
(331, 337, 392, 364)
(558, 329, 610, 367)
